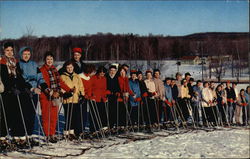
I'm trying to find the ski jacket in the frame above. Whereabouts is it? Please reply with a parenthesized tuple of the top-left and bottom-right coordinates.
(79, 73, 92, 99)
(153, 78, 165, 100)
(225, 87, 236, 102)
(171, 84, 179, 100)
(180, 85, 190, 99)
(193, 85, 202, 100)
(138, 80, 148, 95)
(118, 76, 133, 97)
(201, 87, 213, 107)
(164, 84, 172, 102)
(129, 79, 141, 107)
(60, 72, 84, 104)
(40, 64, 70, 100)
(0, 57, 32, 93)
(106, 73, 120, 95)
(91, 75, 108, 102)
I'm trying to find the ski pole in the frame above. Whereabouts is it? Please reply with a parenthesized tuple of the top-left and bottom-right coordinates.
(154, 99, 161, 130)
(144, 97, 152, 132)
(16, 94, 31, 149)
(92, 100, 106, 138)
(90, 100, 105, 138)
(104, 101, 111, 136)
(0, 94, 10, 141)
(87, 100, 99, 139)
(123, 99, 134, 133)
(186, 99, 196, 128)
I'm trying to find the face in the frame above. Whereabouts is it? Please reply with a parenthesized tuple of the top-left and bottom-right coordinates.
(66, 64, 74, 74)
(204, 83, 209, 88)
(154, 71, 160, 79)
(45, 56, 54, 67)
(109, 68, 116, 76)
(171, 80, 176, 86)
(99, 71, 105, 77)
(73, 52, 81, 62)
(226, 83, 230, 87)
(138, 74, 143, 81)
(217, 86, 222, 91)
(183, 80, 187, 86)
(185, 75, 191, 81)
(176, 75, 182, 81)
(4, 47, 14, 58)
(210, 82, 215, 88)
(131, 74, 137, 80)
(120, 69, 126, 77)
(146, 72, 152, 80)
(240, 90, 245, 96)
(197, 82, 202, 87)
(22, 50, 31, 62)
(166, 80, 171, 85)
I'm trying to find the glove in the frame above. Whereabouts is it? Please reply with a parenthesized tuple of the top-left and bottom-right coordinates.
(79, 95, 85, 104)
(70, 87, 76, 93)
(52, 91, 60, 98)
(142, 92, 148, 97)
(62, 92, 73, 99)
(115, 92, 120, 97)
(135, 97, 142, 102)
(33, 88, 41, 95)
(117, 97, 123, 102)
(105, 90, 111, 95)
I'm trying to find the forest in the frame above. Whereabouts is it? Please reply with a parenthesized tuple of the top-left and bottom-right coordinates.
(0, 32, 248, 62)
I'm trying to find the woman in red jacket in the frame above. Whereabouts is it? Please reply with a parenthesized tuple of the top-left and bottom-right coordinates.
(40, 51, 70, 143)
(118, 67, 133, 127)
(91, 66, 109, 130)
(79, 64, 96, 132)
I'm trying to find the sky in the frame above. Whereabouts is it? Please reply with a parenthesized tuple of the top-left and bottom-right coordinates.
(0, 0, 248, 39)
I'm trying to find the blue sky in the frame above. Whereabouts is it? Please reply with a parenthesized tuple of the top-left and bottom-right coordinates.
(0, 1, 248, 39)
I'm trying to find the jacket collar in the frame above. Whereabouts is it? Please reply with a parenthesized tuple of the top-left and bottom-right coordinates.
(79, 73, 90, 80)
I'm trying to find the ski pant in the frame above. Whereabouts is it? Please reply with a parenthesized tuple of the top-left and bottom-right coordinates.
(130, 106, 138, 125)
(179, 98, 190, 121)
(108, 95, 117, 128)
(147, 98, 158, 124)
(96, 102, 108, 128)
(40, 95, 58, 136)
(63, 103, 82, 136)
(118, 101, 127, 127)
(227, 102, 234, 123)
(0, 92, 31, 137)
(236, 105, 248, 124)
(142, 97, 151, 125)
(202, 107, 214, 123)
(193, 101, 203, 123)
(82, 100, 89, 130)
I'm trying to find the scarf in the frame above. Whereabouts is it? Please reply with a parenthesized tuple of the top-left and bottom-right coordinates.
(2, 55, 17, 77)
(46, 65, 61, 92)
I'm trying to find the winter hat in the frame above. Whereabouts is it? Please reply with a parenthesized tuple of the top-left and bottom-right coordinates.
(130, 70, 137, 76)
(72, 47, 82, 54)
(19, 46, 32, 58)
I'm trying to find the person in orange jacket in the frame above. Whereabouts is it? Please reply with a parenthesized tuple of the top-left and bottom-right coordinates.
(91, 66, 109, 129)
(79, 64, 96, 132)
(39, 51, 71, 143)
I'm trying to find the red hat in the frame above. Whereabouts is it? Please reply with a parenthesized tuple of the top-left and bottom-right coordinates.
(130, 70, 137, 75)
(72, 48, 82, 54)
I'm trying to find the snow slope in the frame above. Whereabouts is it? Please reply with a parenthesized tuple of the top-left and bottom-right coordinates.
(1, 128, 249, 159)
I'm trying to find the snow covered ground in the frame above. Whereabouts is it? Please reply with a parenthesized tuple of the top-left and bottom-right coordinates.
(1, 127, 249, 159)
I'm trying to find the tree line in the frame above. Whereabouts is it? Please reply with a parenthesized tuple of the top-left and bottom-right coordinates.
(0, 32, 248, 62)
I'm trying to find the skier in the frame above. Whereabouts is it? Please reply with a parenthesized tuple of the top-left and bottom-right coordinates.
(18, 46, 48, 141)
(79, 64, 96, 132)
(0, 42, 33, 148)
(163, 77, 174, 122)
(128, 70, 142, 126)
(235, 89, 248, 126)
(225, 81, 236, 124)
(153, 69, 165, 125)
(179, 79, 191, 122)
(144, 70, 158, 126)
(106, 65, 120, 130)
(39, 51, 71, 143)
(91, 66, 109, 130)
(60, 61, 84, 140)
(201, 82, 214, 126)
(192, 80, 203, 126)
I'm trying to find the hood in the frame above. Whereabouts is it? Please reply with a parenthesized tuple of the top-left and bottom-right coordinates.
(19, 46, 32, 60)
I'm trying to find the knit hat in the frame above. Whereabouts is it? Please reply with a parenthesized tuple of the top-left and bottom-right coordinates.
(72, 47, 82, 54)
(130, 70, 137, 75)
(19, 46, 32, 58)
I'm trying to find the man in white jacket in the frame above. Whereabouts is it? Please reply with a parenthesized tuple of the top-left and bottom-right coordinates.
(202, 82, 214, 126)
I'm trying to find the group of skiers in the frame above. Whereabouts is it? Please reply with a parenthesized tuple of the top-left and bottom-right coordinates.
(0, 41, 249, 150)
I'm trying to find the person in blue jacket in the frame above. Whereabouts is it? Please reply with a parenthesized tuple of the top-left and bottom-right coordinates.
(19, 47, 48, 138)
(129, 70, 141, 126)
(164, 77, 173, 122)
